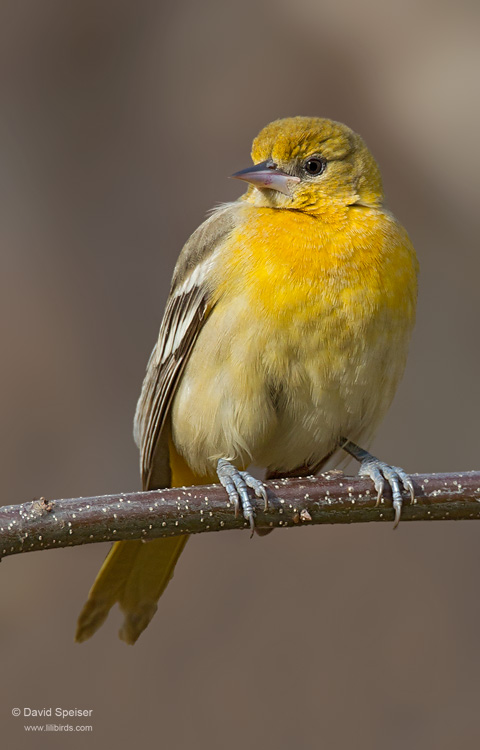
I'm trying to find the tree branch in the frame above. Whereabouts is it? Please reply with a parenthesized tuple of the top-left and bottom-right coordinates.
(1, 471, 479, 559)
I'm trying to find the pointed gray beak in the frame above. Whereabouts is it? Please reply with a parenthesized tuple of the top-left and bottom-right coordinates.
(230, 160, 300, 196)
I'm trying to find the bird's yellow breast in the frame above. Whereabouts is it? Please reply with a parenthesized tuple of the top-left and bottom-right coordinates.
(215, 203, 417, 348)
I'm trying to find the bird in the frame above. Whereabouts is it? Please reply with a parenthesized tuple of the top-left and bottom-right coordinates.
(76, 116, 418, 644)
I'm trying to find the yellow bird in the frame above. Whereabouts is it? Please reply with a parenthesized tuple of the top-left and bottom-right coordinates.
(76, 116, 418, 644)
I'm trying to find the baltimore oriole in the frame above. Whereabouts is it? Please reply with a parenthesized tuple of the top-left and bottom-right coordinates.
(76, 116, 418, 644)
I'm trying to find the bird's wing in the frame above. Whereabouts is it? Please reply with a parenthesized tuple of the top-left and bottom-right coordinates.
(134, 202, 240, 490)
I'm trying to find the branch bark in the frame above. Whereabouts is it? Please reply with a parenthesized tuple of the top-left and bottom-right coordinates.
(1, 471, 479, 559)
(0, 471, 480, 557)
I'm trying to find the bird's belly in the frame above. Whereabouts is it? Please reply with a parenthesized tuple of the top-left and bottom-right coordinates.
(256, 325, 407, 471)
(171, 286, 411, 476)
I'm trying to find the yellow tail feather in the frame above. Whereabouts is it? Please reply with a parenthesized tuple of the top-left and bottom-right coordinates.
(75, 443, 212, 644)
(75, 536, 188, 644)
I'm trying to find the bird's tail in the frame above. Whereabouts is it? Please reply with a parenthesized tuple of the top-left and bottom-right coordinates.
(75, 446, 212, 644)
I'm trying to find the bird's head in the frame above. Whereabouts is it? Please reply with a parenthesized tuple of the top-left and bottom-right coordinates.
(232, 116, 384, 215)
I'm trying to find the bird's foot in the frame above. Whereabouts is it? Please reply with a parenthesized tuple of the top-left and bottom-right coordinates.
(358, 457, 414, 529)
(340, 439, 414, 529)
(216, 459, 268, 536)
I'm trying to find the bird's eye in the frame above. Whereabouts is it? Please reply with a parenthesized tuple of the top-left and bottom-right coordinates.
(303, 157, 326, 176)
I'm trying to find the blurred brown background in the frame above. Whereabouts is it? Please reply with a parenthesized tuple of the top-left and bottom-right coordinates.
(1, 0, 479, 748)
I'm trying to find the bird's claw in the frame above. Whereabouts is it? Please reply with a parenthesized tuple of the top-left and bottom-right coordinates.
(217, 459, 268, 537)
(359, 458, 414, 529)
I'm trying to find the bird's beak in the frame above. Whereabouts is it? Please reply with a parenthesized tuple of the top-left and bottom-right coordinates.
(230, 160, 300, 196)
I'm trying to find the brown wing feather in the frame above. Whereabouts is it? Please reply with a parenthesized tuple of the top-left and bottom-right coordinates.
(139, 290, 210, 489)
(134, 202, 240, 490)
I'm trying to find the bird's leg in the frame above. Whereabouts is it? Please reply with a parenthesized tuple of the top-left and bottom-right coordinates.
(216, 459, 268, 536)
(339, 438, 414, 529)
